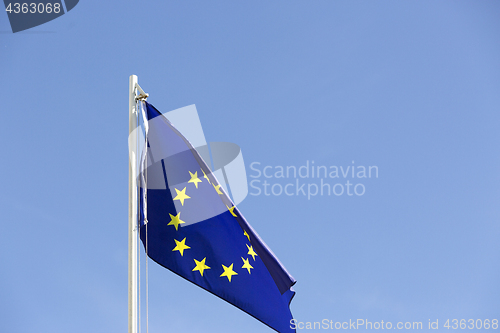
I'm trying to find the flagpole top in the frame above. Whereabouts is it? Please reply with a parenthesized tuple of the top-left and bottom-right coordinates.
(130, 75, 149, 101)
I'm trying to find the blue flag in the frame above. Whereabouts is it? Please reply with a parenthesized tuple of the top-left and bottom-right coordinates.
(137, 102, 296, 332)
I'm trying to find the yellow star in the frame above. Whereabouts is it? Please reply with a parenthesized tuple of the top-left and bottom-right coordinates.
(212, 183, 223, 195)
(246, 244, 258, 261)
(201, 169, 210, 182)
(192, 258, 211, 277)
(173, 187, 190, 206)
(226, 205, 237, 217)
(220, 263, 238, 282)
(188, 171, 202, 189)
(241, 257, 253, 274)
(243, 230, 250, 241)
(172, 238, 190, 256)
(167, 212, 185, 231)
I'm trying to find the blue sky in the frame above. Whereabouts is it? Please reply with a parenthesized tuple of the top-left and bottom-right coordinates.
(1, 1, 499, 332)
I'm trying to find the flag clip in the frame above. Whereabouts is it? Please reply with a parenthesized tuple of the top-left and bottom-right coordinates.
(135, 93, 149, 101)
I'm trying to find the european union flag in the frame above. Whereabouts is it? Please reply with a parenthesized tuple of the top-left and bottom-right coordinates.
(137, 102, 296, 332)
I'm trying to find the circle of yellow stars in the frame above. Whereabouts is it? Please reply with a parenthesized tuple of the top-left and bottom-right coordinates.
(168, 168, 259, 282)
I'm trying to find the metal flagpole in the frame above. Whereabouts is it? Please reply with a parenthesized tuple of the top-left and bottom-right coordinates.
(128, 75, 139, 333)
(129, 75, 149, 333)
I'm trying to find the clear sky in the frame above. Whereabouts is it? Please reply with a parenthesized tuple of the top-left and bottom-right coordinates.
(1, 1, 499, 332)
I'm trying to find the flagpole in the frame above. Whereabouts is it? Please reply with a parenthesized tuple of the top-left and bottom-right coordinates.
(128, 75, 139, 333)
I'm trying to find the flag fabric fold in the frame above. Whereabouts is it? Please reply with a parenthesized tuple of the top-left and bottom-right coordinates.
(137, 101, 296, 332)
